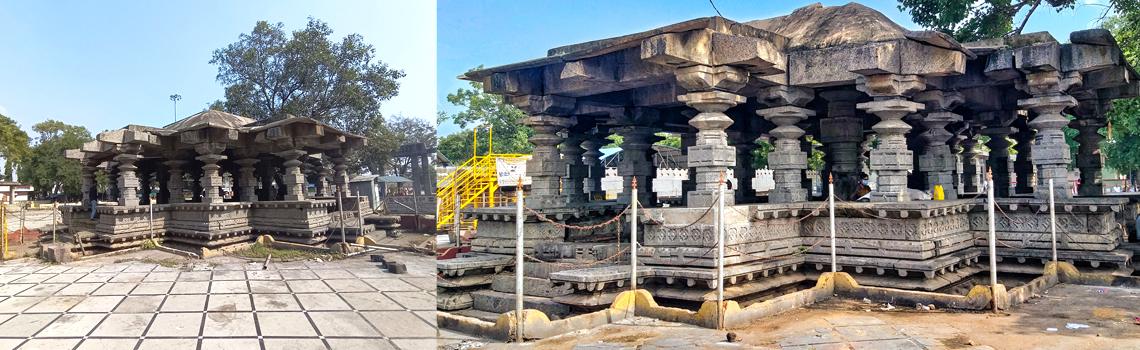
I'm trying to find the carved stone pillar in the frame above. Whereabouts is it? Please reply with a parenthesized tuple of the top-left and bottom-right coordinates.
(508, 95, 576, 209)
(139, 165, 153, 205)
(114, 146, 141, 206)
(235, 158, 260, 202)
(195, 142, 228, 204)
(276, 149, 307, 201)
(733, 135, 758, 204)
(1011, 126, 1035, 195)
(314, 161, 330, 197)
(165, 160, 186, 204)
(107, 165, 120, 203)
(676, 65, 747, 207)
(679, 124, 698, 206)
(1017, 70, 1082, 199)
(257, 156, 277, 201)
(581, 131, 606, 200)
(819, 90, 864, 200)
(959, 136, 981, 193)
(559, 127, 590, 204)
(1071, 99, 1109, 196)
(913, 90, 964, 199)
(613, 108, 660, 206)
(81, 163, 97, 206)
(757, 86, 815, 203)
(856, 74, 926, 202)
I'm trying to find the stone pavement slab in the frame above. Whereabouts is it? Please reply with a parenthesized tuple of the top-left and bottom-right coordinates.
(75, 338, 141, 350)
(252, 293, 301, 311)
(255, 312, 319, 337)
(308, 311, 381, 336)
(90, 313, 152, 337)
(848, 339, 925, 350)
(835, 325, 906, 342)
(202, 311, 258, 337)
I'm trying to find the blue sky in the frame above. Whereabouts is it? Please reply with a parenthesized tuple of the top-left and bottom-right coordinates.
(437, 0, 1112, 136)
(0, 0, 435, 138)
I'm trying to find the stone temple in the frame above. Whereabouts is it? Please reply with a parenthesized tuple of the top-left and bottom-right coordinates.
(60, 110, 382, 254)
(437, 3, 1140, 319)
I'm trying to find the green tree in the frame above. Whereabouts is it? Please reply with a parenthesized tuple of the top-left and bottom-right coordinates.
(209, 17, 405, 173)
(440, 66, 534, 163)
(1101, 12, 1140, 185)
(18, 120, 93, 197)
(896, 0, 1140, 42)
(0, 114, 30, 181)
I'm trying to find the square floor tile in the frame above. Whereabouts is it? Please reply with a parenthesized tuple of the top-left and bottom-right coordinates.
(146, 313, 203, 337)
(325, 338, 396, 350)
(346, 268, 387, 279)
(323, 279, 374, 293)
(295, 293, 352, 311)
(35, 313, 106, 337)
(170, 281, 210, 294)
(92, 282, 138, 296)
(0, 283, 33, 296)
(0, 274, 26, 284)
(131, 282, 173, 295)
(835, 325, 906, 342)
(848, 339, 923, 350)
(313, 269, 356, 280)
(0, 313, 57, 337)
(137, 338, 198, 350)
(208, 294, 252, 311)
(209, 281, 249, 294)
(361, 311, 436, 338)
(161, 294, 208, 312)
(9, 266, 45, 274)
(108, 272, 148, 283)
(391, 339, 436, 350)
(43, 274, 85, 284)
(256, 312, 317, 337)
(246, 270, 281, 280)
(200, 338, 260, 350)
(68, 295, 124, 313)
(89, 313, 152, 337)
(177, 271, 212, 282)
(14, 338, 81, 350)
(248, 280, 290, 294)
(0, 296, 46, 313)
(262, 338, 327, 350)
(93, 265, 129, 273)
(307, 311, 379, 337)
(76, 338, 140, 350)
(113, 295, 165, 313)
(279, 270, 319, 280)
(252, 294, 301, 311)
(62, 266, 97, 273)
(37, 266, 72, 274)
(16, 283, 66, 296)
(143, 271, 181, 282)
(202, 311, 258, 337)
(212, 270, 246, 281)
(11, 273, 54, 284)
(384, 291, 433, 310)
(362, 278, 420, 292)
(75, 273, 117, 283)
(339, 292, 403, 311)
(24, 296, 84, 313)
(286, 280, 332, 293)
(123, 264, 158, 273)
(55, 283, 101, 296)
(399, 277, 433, 292)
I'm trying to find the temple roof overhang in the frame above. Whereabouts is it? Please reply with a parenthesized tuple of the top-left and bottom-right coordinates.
(67, 110, 369, 165)
(457, 2, 1139, 128)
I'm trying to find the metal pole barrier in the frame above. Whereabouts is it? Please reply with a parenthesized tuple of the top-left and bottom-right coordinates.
(52, 202, 58, 243)
(1, 202, 7, 260)
(829, 174, 836, 273)
(630, 178, 638, 292)
(19, 204, 25, 244)
(987, 169, 998, 314)
(149, 198, 155, 242)
(357, 199, 366, 241)
(454, 193, 461, 247)
(716, 172, 725, 330)
(514, 178, 525, 343)
(1048, 171, 1057, 262)
(338, 186, 346, 244)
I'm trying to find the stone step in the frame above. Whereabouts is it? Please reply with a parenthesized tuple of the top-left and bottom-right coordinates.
(490, 274, 573, 298)
(471, 290, 570, 318)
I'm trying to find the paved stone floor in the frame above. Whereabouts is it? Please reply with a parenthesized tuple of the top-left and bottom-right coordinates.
(0, 252, 436, 350)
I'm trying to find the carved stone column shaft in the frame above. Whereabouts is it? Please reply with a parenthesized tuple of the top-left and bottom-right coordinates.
(856, 74, 926, 202)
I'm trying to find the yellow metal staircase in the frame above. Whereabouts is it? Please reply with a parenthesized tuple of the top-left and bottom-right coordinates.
(437, 154, 529, 232)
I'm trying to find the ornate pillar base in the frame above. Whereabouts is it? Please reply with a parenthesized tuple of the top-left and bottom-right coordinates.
(114, 153, 139, 206)
(235, 158, 260, 202)
(276, 150, 307, 201)
(560, 132, 590, 205)
(856, 75, 925, 202)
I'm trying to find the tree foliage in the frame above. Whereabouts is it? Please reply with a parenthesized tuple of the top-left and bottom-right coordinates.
(18, 120, 92, 197)
(209, 17, 406, 174)
(386, 114, 438, 177)
(0, 114, 30, 181)
(895, 0, 1140, 42)
(439, 68, 533, 164)
(1102, 12, 1140, 183)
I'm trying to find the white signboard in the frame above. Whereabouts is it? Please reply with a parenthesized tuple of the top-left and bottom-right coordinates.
(495, 158, 532, 186)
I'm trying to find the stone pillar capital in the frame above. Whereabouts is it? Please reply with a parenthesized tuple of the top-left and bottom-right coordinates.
(675, 65, 748, 92)
(507, 94, 576, 116)
(757, 85, 814, 107)
(913, 89, 964, 111)
(1015, 70, 1083, 96)
(856, 74, 926, 98)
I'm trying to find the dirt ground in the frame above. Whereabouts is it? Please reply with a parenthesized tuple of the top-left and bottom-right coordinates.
(447, 283, 1140, 350)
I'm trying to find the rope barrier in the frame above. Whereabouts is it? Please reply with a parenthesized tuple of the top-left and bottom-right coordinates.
(638, 242, 717, 266)
(524, 203, 631, 231)
(639, 200, 717, 231)
(522, 244, 631, 268)
(726, 236, 826, 260)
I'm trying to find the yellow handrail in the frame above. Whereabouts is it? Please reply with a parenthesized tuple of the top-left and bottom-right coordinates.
(437, 153, 529, 231)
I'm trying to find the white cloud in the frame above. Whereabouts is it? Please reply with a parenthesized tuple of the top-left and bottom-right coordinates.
(0, 103, 7, 116)
(1086, 0, 1101, 4)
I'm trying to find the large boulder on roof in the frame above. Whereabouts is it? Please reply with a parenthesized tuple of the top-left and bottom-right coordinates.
(745, 2, 908, 51)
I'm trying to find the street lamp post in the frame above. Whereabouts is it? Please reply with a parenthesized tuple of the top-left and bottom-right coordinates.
(170, 94, 182, 121)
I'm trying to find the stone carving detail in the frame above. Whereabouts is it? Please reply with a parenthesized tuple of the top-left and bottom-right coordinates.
(819, 90, 864, 199)
(1071, 99, 1110, 196)
(1016, 70, 1082, 199)
(856, 74, 926, 201)
(612, 108, 661, 205)
(913, 90, 963, 199)
(803, 214, 969, 241)
(509, 94, 577, 209)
